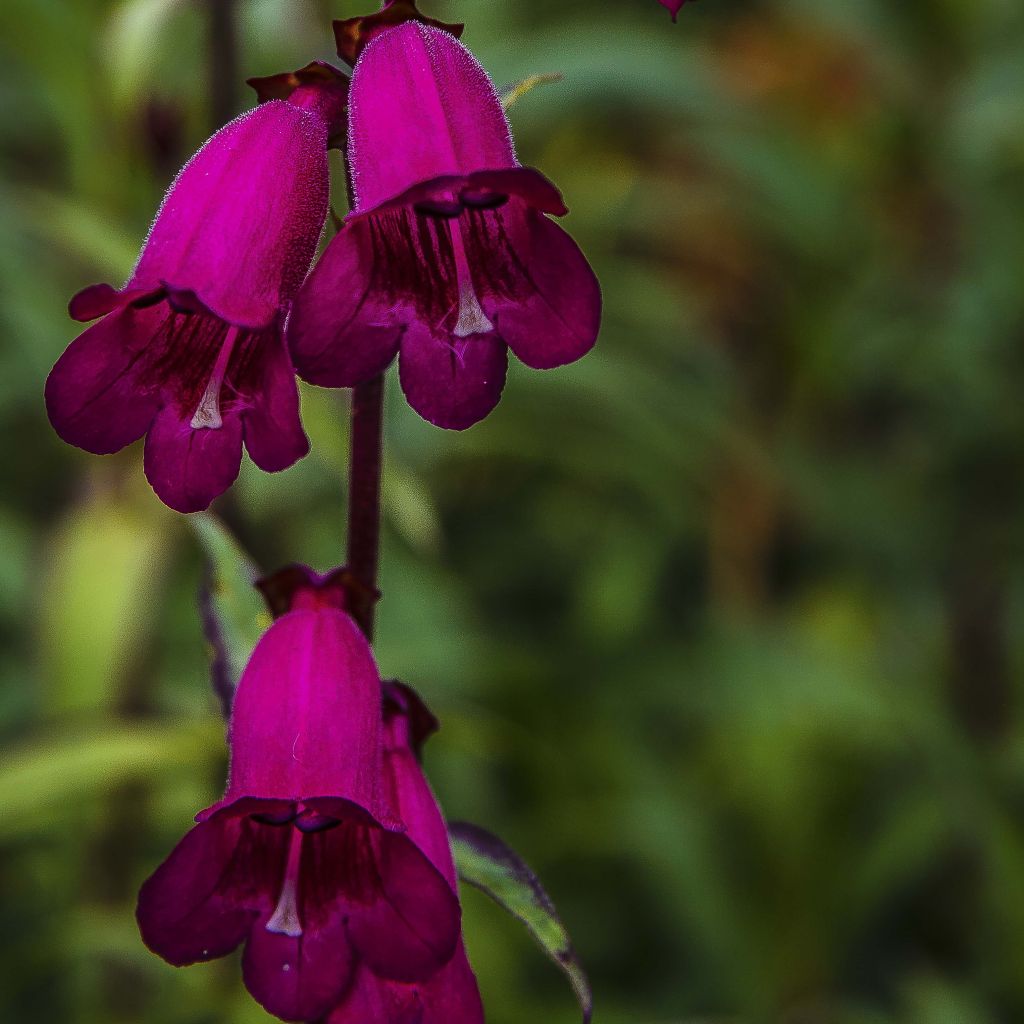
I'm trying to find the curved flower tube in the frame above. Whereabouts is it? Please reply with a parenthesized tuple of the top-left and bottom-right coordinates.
(45, 65, 348, 513)
(327, 682, 485, 1023)
(136, 571, 460, 1022)
(288, 22, 601, 430)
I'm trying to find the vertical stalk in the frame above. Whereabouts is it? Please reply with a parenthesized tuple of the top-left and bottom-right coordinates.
(208, 0, 239, 130)
(346, 375, 385, 639)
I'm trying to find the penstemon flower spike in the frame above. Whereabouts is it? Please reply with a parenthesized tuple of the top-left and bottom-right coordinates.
(37, 0, 617, 1018)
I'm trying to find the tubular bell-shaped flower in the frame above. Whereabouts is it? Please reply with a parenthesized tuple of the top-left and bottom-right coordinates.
(659, 0, 688, 20)
(45, 64, 348, 513)
(327, 682, 485, 1024)
(288, 22, 601, 430)
(136, 568, 459, 1022)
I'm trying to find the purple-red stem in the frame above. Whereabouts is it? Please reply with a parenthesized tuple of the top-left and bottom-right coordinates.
(346, 375, 385, 639)
(207, 0, 239, 130)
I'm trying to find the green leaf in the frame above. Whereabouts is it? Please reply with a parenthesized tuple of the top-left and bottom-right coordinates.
(500, 72, 564, 110)
(39, 483, 173, 715)
(450, 820, 592, 1023)
(0, 720, 223, 839)
(189, 513, 267, 715)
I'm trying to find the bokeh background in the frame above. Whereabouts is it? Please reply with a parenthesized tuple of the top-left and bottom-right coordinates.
(3, 0, 1024, 1021)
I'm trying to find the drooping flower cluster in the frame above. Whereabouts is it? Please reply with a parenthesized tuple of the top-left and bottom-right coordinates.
(47, 4, 600, 510)
(47, 3, 614, 1020)
(138, 567, 481, 1022)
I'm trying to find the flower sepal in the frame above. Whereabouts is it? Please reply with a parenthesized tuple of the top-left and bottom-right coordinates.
(247, 60, 350, 146)
(333, 0, 463, 67)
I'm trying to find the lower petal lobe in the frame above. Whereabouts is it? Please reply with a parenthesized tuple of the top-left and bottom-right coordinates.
(135, 817, 260, 967)
(398, 322, 507, 430)
(45, 307, 161, 455)
(243, 332, 309, 472)
(143, 404, 244, 513)
(480, 205, 601, 370)
(288, 218, 403, 388)
(345, 828, 460, 983)
(242, 908, 354, 1022)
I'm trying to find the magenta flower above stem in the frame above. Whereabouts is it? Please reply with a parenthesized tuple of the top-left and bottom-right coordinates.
(45, 64, 348, 513)
(659, 0, 688, 20)
(136, 568, 460, 1022)
(288, 22, 602, 430)
(327, 682, 485, 1023)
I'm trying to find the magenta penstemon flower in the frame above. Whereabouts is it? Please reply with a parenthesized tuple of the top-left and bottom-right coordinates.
(45, 64, 348, 513)
(659, 0, 688, 20)
(326, 681, 484, 1023)
(288, 21, 602, 430)
(136, 568, 460, 1022)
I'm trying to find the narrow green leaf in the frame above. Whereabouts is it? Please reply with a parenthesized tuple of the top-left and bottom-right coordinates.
(500, 72, 564, 110)
(450, 821, 592, 1023)
(189, 513, 267, 715)
(0, 721, 223, 839)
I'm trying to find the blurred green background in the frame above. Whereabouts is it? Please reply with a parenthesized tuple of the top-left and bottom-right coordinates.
(3, 0, 1024, 1021)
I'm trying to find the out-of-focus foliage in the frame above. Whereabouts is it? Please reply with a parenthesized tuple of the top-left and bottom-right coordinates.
(2, 0, 1024, 1022)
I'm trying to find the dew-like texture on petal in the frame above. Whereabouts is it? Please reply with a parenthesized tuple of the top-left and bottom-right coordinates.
(136, 817, 262, 966)
(346, 827, 461, 982)
(287, 219, 404, 387)
(398, 322, 507, 430)
(143, 404, 244, 513)
(220, 608, 384, 810)
(484, 207, 602, 370)
(243, 334, 310, 471)
(45, 306, 161, 454)
(131, 101, 329, 328)
(348, 22, 515, 212)
(242, 910, 354, 1022)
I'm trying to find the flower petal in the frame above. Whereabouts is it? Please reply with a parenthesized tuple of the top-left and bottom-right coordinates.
(221, 608, 385, 812)
(398, 324, 507, 430)
(130, 101, 330, 328)
(347, 829, 460, 983)
(288, 219, 403, 388)
(243, 333, 309, 472)
(143, 404, 243, 513)
(45, 306, 161, 454)
(417, 945, 485, 1024)
(242, 910, 354, 1023)
(326, 955, 484, 1024)
(348, 22, 516, 212)
(487, 207, 601, 370)
(136, 817, 258, 967)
